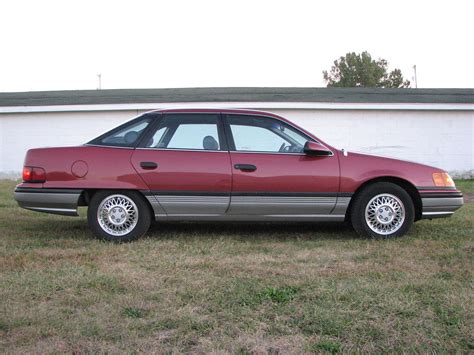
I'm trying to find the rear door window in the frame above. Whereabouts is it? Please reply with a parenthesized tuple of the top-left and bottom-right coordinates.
(142, 113, 225, 151)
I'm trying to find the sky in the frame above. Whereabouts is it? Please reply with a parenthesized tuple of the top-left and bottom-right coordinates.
(0, 0, 473, 92)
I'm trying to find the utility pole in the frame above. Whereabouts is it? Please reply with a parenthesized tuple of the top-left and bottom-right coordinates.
(412, 65, 418, 88)
(97, 73, 102, 90)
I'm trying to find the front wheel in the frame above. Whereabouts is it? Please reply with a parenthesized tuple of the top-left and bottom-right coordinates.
(87, 191, 151, 242)
(350, 182, 414, 238)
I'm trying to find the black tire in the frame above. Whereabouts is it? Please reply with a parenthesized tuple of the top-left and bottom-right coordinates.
(350, 182, 415, 238)
(87, 190, 152, 242)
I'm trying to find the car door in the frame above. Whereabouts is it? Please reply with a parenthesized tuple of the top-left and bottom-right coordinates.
(223, 114, 340, 216)
(131, 113, 232, 217)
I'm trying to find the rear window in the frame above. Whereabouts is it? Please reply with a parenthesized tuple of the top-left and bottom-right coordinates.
(88, 114, 154, 147)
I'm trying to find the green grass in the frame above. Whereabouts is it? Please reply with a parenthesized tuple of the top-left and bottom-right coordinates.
(0, 180, 472, 353)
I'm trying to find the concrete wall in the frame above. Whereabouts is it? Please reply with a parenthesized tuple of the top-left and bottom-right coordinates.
(0, 108, 472, 178)
(270, 109, 473, 178)
(0, 110, 141, 178)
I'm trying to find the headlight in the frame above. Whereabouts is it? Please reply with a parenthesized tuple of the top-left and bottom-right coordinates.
(432, 173, 455, 187)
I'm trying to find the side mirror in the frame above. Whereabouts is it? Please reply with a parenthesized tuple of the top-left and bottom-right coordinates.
(303, 141, 333, 156)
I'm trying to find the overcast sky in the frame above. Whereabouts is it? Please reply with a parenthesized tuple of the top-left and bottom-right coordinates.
(1, 0, 473, 92)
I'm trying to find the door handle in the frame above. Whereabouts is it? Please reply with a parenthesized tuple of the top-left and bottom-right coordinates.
(140, 161, 158, 170)
(234, 164, 257, 171)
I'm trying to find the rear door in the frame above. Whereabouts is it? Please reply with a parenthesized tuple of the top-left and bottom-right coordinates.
(224, 114, 340, 216)
(131, 113, 232, 216)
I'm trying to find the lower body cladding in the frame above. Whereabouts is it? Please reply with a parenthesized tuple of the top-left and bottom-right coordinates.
(14, 188, 464, 222)
(144, 192, 352, 222)
(14, 188, 82, 216)
(420, 191, 464, 219)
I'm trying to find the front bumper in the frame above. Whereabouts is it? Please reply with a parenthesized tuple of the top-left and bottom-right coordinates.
(14, 187, 83, 216)
(420, 190, 464, 219)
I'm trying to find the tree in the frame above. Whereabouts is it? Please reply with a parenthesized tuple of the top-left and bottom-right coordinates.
(323, 51, 410, 88)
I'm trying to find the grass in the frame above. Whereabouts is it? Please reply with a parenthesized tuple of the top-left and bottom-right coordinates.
(0, 179, 473, 353)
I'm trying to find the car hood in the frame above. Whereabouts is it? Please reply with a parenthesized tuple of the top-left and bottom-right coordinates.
(337, 149, 445, 190)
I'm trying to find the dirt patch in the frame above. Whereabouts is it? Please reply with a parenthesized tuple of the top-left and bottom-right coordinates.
(463, 192, 474, 203)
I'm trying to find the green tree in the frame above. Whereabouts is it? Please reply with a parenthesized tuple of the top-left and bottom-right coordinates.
(323, 51, 410, 88)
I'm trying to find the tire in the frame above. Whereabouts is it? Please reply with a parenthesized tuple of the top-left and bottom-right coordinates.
(87, 190, 152, 242)
(350, 182, 414, 238)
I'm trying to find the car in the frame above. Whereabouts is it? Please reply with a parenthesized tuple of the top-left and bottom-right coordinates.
(14, 109, 463, 242)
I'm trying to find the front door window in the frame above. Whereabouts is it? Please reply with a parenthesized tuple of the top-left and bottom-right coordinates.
(227, 115, 308, 154)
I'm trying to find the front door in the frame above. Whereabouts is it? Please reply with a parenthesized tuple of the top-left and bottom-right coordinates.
(131, 113, 231, 216)
(223, 114, 340, 216)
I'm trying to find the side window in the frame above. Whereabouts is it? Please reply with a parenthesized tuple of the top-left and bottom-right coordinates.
(231, 125, 286, 151)
(168, 124, 219, 150)
(144, 114, 223, 151)
(227, 115, 308, 153)
(88, 115, 153, 147)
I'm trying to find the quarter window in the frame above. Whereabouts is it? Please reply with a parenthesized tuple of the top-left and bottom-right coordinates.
(88, 114, 153, 147)
(144, 114, 223, 151)
(227, 115, 308, 153)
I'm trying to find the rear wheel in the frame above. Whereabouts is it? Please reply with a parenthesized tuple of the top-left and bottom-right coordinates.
(87, 190, 151, 242)
(350, 182, 414, 238)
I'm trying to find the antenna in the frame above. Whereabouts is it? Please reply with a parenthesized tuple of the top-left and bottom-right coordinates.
(412, 65, 418, 88)
(97, 73, 102, 90)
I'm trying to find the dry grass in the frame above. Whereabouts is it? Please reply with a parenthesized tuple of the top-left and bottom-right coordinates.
(0, 179, 473, 353)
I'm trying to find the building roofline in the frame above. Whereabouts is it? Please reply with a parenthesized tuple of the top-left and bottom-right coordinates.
(1, 102, 473, 114)
(0, 87, 473, 109)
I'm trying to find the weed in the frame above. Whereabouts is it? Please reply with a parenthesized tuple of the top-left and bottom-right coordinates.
(122, 307, 147, 319)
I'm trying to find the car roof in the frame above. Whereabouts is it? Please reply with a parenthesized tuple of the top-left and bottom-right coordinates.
(149, 108, 285, 119)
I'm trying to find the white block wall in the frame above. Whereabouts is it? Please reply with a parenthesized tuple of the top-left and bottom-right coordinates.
(0, 110, 140, 178)
(269, 109, 474, 178)
(0, 107, 472, 178)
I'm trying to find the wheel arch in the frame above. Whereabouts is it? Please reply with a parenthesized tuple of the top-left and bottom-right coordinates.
(345, 176, 422, 222)
(78, 189, 154, 217)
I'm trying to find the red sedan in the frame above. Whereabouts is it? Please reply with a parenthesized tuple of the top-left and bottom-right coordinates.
(14, 109, 463, 241)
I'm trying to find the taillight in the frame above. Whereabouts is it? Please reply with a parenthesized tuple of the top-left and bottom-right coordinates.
(22, 166, 46, 183)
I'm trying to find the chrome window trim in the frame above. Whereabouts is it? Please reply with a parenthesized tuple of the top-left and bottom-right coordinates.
(84, 144, 134, 150)
(134, 147, 332, 156)
(229, 150, 334, 157)
(135, 147, 228, 153)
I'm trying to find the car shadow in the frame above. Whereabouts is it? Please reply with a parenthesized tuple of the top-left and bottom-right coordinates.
(15, 214, 360, 243)
(146, 221, 359, 242)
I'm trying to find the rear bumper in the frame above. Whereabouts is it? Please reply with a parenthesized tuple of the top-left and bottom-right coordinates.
(420, 191, 464, 219)
(14, 187, 83, 216)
